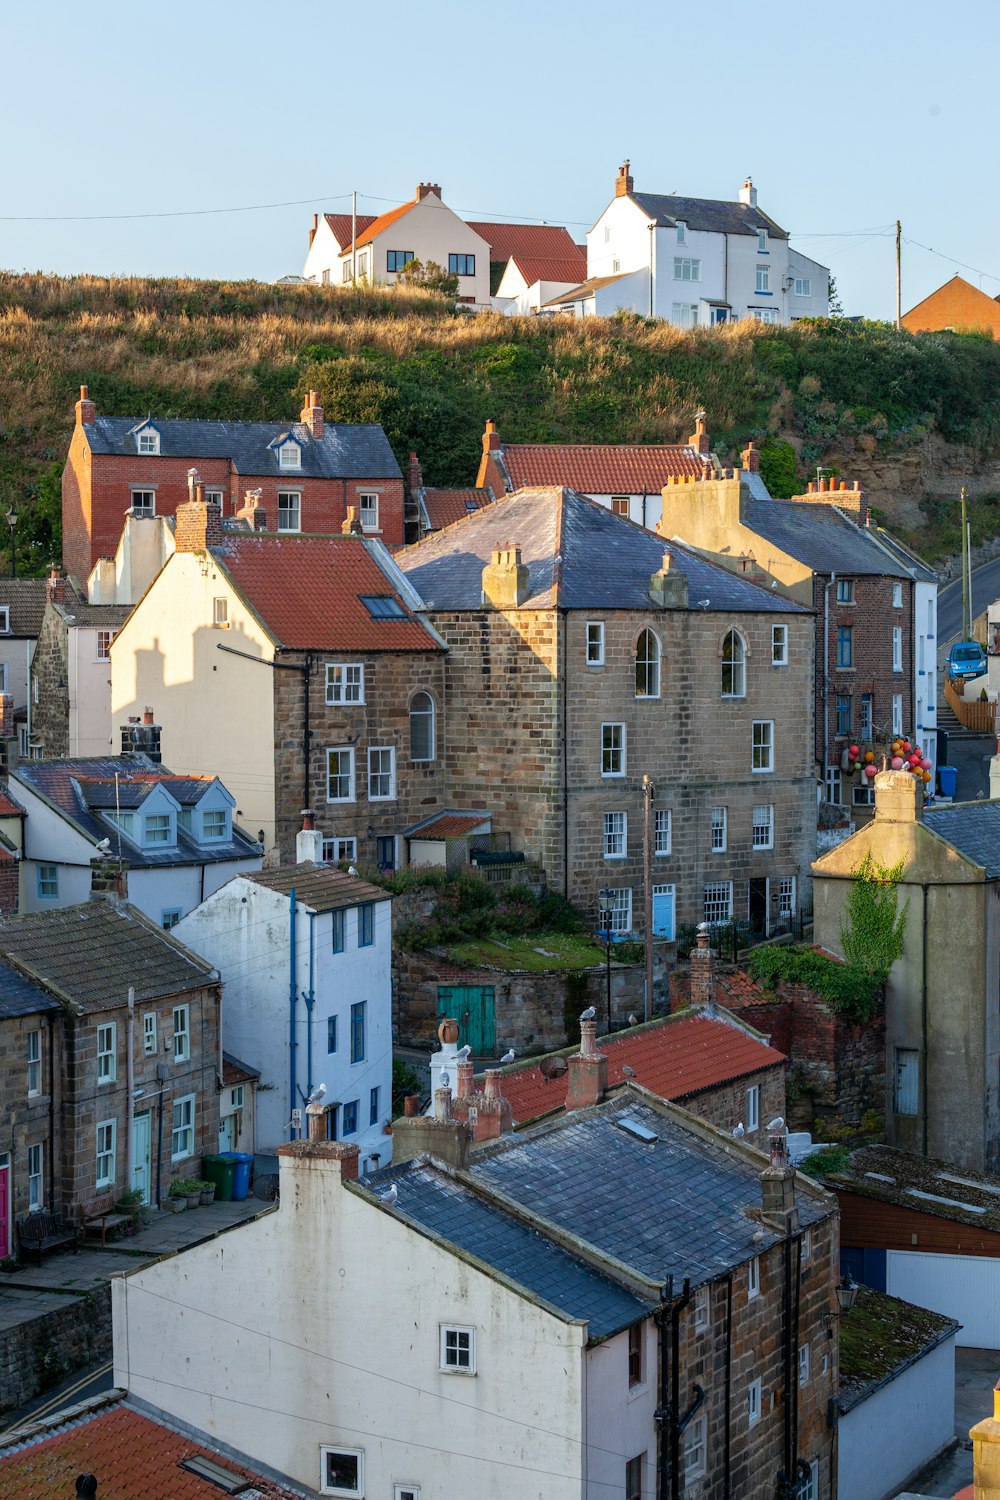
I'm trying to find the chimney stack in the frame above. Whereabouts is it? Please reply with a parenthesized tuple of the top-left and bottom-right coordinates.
(970, 1378, 1000, 1497)
(451, 1066, 512, 1143)
(309, 212, 318, 250)
(760, 1123, 798, 1234)
(341, 506, 364, 536)
(296, 809, 325, 865)
(688, 410, 710, 454)
(120, 716, 161, 762)
(300, 389, 324, 439)
(90, 855, 128, 906)
(482, 419, 501, 455)
(46, 566, 66, 606)
(174, 491, 223, 554)
(649, 550, 689, 610)
(873, 768, 923, 824)
(408, 451, 424, 500)
(615, 160, 634, 198)
(689, 923, 716, 1007)
(481, 543, 529, 610)
(739, 177, 758, 208)
(75, 385, 96, 426)
(741, 440, 761, 475)
(566, 1021, 608, 1110)
(416, 182, 442, 200)
(236, 489, 268, 531)
(0, 694, 13, 741)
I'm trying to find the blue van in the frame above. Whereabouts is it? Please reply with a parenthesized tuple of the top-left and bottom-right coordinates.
(948, 641, 988, 681)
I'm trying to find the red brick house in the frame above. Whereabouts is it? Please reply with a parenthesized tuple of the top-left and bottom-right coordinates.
(62, 386, 404, 583)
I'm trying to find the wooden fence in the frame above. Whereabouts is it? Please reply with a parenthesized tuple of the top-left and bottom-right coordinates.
(945, 675, 997, 733)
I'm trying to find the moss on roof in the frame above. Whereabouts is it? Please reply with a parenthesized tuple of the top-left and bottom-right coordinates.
(838, 1285, 959, 1412)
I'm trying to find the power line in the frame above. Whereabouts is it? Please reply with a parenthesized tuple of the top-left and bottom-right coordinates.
(0, 193, 356, 224)
(902, 234, 1000, 286)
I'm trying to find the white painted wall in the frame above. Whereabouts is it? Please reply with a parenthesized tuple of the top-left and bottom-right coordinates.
(837, 1333, 956, 1500)
(87, 514, 176, 605)
(68, 628, 115, 757)
(496, 261, 583, 316)
(0, 637, 33, 712)
(113, 1149, 588, 1499)
(174, 876, 393, 1163)
(302, 216, 351, 285)
(887, 1248, 994, 1346)
(584, 1321, 655, 1500)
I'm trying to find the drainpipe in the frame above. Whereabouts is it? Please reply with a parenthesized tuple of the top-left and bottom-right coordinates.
(289, 887, 298, 1137)
(822, 574, 836, 788)
(126, 987, 135, 1198)
(655, 1281, 671, 1500)
(670, 1277, 692, 1500)
(783, 1236, 794, 1482)
(922, 882, 929, 1157)
(47, 1012, 56, 1220)
(723, 1273, 733, 1498)
(648, 222, 656, 318)
(304, 909, 316, 1098)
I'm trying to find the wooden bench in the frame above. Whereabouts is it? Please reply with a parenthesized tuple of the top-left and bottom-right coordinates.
(81, 1193, 132, 1246)
(16, 1210, 79, 1266)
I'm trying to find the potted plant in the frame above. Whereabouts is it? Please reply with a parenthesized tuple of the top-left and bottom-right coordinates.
(199, 1180, 216, 1206)
(115, 1187, 149, 1235)
(179, 1177, 202, 1210)
(165, 1182, 187, 1213)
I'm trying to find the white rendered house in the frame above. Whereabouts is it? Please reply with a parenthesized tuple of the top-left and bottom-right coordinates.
(172, 857, 393, 1166)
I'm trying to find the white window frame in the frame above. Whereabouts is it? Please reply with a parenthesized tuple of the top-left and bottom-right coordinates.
(327, 746, 356, 803)
(752, 720, 774, 773)
(752, 804, 774, 850)
(693, 1285, 710, 1333)
(172, 1004, 190, 1063)
(130, 489, 156, 518)
(771, 624, 788, 666)
(793, 277, 812, 297)
(778, 876, 796, 919)
(748, 1256, 760, 1300)
(96, 629, 115, 660)
(368, 745, 396, 801)
(137, 428, 159, 455)
(683, 1413, 707, 1480)
(601, 722, 626, 778)
(892, 692, 903, 737)
(320, 1448, 364, 1498)
(757, 229, 768, 252)
(800, 1461, 818, 1500)
(322, 836, 357, 864)
(204, 488, 225, 509)
(892, 582, 903, 608)
(27, 1142, 42, 1211)
(143, 1012, 157, 1055)
(171, 1093, 195, 1161)
(710, 805, 727, 853)
(799, 1342, 810, 1387)
(703, 882, 732, 925)
(96, 1119, 116, 1189)
(97, 1022, 117, 1085)
(0, 606, 10, 633)
(654, 808, 671, 856)
(279, 441, 302, 471)
(586, 621, 605, 665)
(825, 767, 843, 805)
(27, 1030, 41, 1096)
(277, 490, 301, 532)
(722, 630, 746, 699)
(860, 693, 873, 740)
(359, 491, 379, 531)
(440, 1323, 476, 1375)
(755, 264, 770, 293)
(801, 1230, 811, 1262)
(326, 663, 365, 706)
(676, 222, 686, 246)
(674, 256, 701, 282)
(893, 624, 904, 672)
(635, 629, 661, 699)
(671, 302, 699, 329)
(747, 1084, 760, 1133)
(748, 1376, 762, 1427)
(409, 692, 436, 763)
(212, 598, 228, 628)
(604, 887, 632, 934)
(394, 1487, 421, 1500)
(604, 810, 627, 860)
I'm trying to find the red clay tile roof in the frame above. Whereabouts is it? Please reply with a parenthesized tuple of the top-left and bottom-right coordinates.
(467, 223, 581, 263)
(344, 198, 417, 253)
(422, 488, 492, 531)
(0, 784, 24, 817)
(409, 812, 490, 839)
(0, 1401, 304, 1499)
(497, 1012, 786, 1126)
(507, 252, 588, 287)
(222, 1050, 260, 1086)
(212, 534, 443, 653)
(323, 212, 377, 250)
(501, 443, 707, 493)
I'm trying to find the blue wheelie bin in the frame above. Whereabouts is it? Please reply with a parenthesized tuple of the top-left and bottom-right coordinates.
(224, 1151, 252, 1201)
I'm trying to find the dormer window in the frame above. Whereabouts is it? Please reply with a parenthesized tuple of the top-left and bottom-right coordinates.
(202, 808, 230, 842)
(0, 607, 9, 634)
(757, 229, 767, 252)
(279, 441, 301, 470)
(144, 812, 173, 846)
(138, 429, 159, 455)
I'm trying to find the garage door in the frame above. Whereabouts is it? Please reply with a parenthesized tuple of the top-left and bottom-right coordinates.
(887, 1249, 998, 1347)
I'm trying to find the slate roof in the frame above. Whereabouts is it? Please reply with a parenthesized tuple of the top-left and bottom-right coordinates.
(923, 802, 1000, 877)
(0, 958, 61, 1020)
(500, 444, 706, 492)
(12, 757, 260, 868)
(497, 1011, 786, 1127)
(379, 1162, 653, 1340)
(398, 487, 804, 615)
(837, 1286, 959, 1414)
(248, 862, 389, 912)
(464, 1097, 832, 1287)
(419, 487, 492, 532)
(630, 190, 788, 240)
(0, 901, 216, 1012)
(821, 1142, 1000, 1232)
(0, 580, 50, 639)
(209, 533, 443, 653)
(744, 496, 913, 578)
(0, 1398, 307, 1499)
(83, 416, 401, 480)
(541, 270, 636, 306)
(467, 222, 581, 263)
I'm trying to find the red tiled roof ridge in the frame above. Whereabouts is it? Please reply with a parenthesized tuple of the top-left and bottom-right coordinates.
(507, 253, 588, 285)
(343, 197, 417, 253)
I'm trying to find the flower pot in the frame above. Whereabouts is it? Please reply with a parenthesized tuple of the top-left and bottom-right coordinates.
(200, 1188, 216, 1206)
(184, 1193, 201, 1210)
(163, 1196, 186, 1213)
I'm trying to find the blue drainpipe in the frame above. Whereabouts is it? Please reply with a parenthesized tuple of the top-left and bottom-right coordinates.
(304, 910, 316, 1102)
(289, 887, 298, 1138)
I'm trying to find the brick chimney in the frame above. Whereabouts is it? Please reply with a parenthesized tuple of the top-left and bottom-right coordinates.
(760, 1123, 798, 1233)
(482, 419, 501, 455)
(341, 506, 364, 536)
(391, 1088, 471, 1169)
(46, 566, 66, 606)
(90, 855, 129, 906)
(296, 809, 324, 865)
(416, 182, 442, 200)
(452, 1067, 512, 1144)
(689, 923, 716, 1006)
(75, 385, 96, 426)
(739, 177, 758, 208)
(566, 1020, 608, 1110)
(741, 441, 761, 475)
(615, 160, 634, 198)
(482, 544, 529, 609)
(236, 489, 268, 531)
(688, 410, 710, 454)
(0, 852, 18, 918)
(300, 389, 324, 439)
(175, 492, 223, 553)
(408, 452, 424, 499)
(309, 212, 318, 250)
(873, 768, 923, 822)
(649, 550, 689, 609)
(970, 1379, 1000, 1496)
(792, 478, 868, 527)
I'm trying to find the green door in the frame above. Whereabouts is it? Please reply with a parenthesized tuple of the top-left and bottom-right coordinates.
(437, 985, 496, 1057)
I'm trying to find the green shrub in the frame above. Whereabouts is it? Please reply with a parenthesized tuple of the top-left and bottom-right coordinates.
(745, 944, 879, 1022)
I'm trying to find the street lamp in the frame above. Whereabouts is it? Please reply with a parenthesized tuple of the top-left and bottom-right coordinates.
(599, 885, 614, 1033)
(5, 507, 17, 579)
(835, 1272, 859, 1317)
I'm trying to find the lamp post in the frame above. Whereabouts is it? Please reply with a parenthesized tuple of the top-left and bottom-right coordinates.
(599, 885, 614, 1033)
(835, 1272, 859, 1316)
(5, 507, 17, 579)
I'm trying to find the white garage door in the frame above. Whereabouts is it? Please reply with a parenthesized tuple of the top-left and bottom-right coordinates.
(887, 1249, 1000, 1347)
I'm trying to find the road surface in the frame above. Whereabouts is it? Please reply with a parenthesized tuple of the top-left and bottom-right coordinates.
(938, 556, 1000, 646)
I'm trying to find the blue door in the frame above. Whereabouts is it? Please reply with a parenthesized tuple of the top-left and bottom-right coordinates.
(652, 885, 675, 939)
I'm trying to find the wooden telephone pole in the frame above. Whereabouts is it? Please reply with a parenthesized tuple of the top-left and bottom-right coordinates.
(643, 775, 653, 1022)
(895, 220, 902, 330)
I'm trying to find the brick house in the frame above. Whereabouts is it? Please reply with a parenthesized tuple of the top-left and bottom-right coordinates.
(61, 385, 404, 583)
(111, 494, 447, 864)
(398, 485, 816, 936)
(902, 273, 1000, 337)
(29, 569, 131, 759)
(658, 463, 939, 808)
(0, 887, 221, 1219)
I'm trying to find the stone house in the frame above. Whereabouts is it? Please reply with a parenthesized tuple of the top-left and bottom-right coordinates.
(0, 958, 62, 1255)
(813, 768, 1000, 1173)
(0, 890, 222, 1217)
(112, 1076, 838, 1499)
(0, 576, 51, 755)
(29, 569, 131, 759)
(61, 384, 404, 583)
(658, 465, 939, 806)
(110, 494, 447, 863)
(397, 485, 816, 936)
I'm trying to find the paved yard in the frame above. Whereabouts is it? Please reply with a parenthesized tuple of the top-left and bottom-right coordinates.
(896, 1346, 999, 1496)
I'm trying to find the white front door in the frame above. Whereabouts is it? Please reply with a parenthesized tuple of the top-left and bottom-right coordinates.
(132, 1113, 152, 1205)
(219, 1113, 238, 1152)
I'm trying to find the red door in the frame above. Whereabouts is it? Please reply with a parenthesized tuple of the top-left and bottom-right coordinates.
(0, 1165, 10, 1258)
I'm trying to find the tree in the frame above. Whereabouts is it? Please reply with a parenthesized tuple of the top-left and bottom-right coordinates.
(758, 438, 799, 499)
(395, 258, 459, 297)
(828, 275, 844, 317)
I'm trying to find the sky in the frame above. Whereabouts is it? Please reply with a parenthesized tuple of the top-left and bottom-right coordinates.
(1, 0, 996, 320)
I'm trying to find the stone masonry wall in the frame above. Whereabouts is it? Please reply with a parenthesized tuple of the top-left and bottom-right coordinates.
(29, 603, 70, 759)
(687, 1063, 786, 1141)
(0, 1010, 61, 1235)
(0, 1286, 111, 1413)
(815, 572, 916, 774)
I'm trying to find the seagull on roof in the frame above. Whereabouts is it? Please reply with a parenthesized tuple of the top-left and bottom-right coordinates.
(305, 1082, 327, 1107)
(579, 1006, 596, 1021)
(381, 1183, 398, 1208)
(348, 865, 360, 877)
(767, 1116, 785, 1131)
(621, 1064, 637, 1079)
(456, 1044, 471, 1058)
(732, 1122, 745, 1138)
(499, 1049, 515, 1064)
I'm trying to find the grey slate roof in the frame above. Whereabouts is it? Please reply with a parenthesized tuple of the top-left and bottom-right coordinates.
(744, 497, 914, 579)
(248, 862, 389, 912)
(377, 1163, 652, 1340)
(0, 901, 215, 1012)
(397, 487, 804, 614)
(923, 802, 1000, 877)
(0, 957, 61, 1019)
(631, 191, 788, 240)
(83, 417, 401, 480)
(0, 580, 51, 639)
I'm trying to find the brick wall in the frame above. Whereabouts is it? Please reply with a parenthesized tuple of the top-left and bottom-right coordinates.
(0, 1286, 111, 1413)
(686, 1063, 785, 1140)
(29, 603, 70, 758)
(816, 572, 915, 774)
(0, 1011, 59, 1232)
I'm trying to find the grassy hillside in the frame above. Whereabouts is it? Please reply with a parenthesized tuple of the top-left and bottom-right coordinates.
(4, 271, 1000, 573)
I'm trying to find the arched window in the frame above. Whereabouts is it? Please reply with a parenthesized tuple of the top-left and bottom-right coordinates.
(635, 629, 661, 699)
(721, 630, 746, 698)
(409, 691, 436, 762)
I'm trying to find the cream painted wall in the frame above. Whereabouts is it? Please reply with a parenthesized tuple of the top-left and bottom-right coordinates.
(113, 1149, 589, 1499)
(0, 638, 32, 712)
(88, 514, 176, 606)
(110, 555, 278, 851)
(68, 627, 115, 757)
(356, 195, 491, 307)
(659, 477, 815, 601)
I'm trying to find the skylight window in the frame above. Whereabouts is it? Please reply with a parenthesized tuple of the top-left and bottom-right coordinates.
(360, 595, 407, 620)
(616, 1117, 658, 1144)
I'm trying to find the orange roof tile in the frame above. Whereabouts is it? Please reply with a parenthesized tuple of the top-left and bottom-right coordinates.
(501, 443, 706, 493)
(409, 812, 490, 839)
(0, 785, 23, 817)
(0, 1402, 303, 1499)
(467, 223, 581, 263)
(323, 212, 377, 250)
(344, 198, 417, 253)
(212, 534, 442, 653)
(497, 1012, 786, 1126)
(422, 488, 492, 531)
(507, 252, 587, 287)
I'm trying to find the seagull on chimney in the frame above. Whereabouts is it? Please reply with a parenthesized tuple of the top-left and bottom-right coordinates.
(767, 1116, 785, 1132)
(348, 865, 360, 877)
(305, 1082, 327, 1107)
(621, 1064, 637, 1079)
(95, 837, 111, 853)
(732, 1122, 745, 1138)
(439, 1072, 451, 1089)
(499, 1049, 515, 1064)
(380, 1183, 398, 1208)
(456, 1044, 471, 1058)
(579, 1006, 596, 1021)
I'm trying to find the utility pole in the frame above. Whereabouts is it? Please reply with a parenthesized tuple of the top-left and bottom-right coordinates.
(895, 220, 902, 330)
(643, 775, 654, 1021)
(961, 486, 970, 640)
(351, 190, 357, 286)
